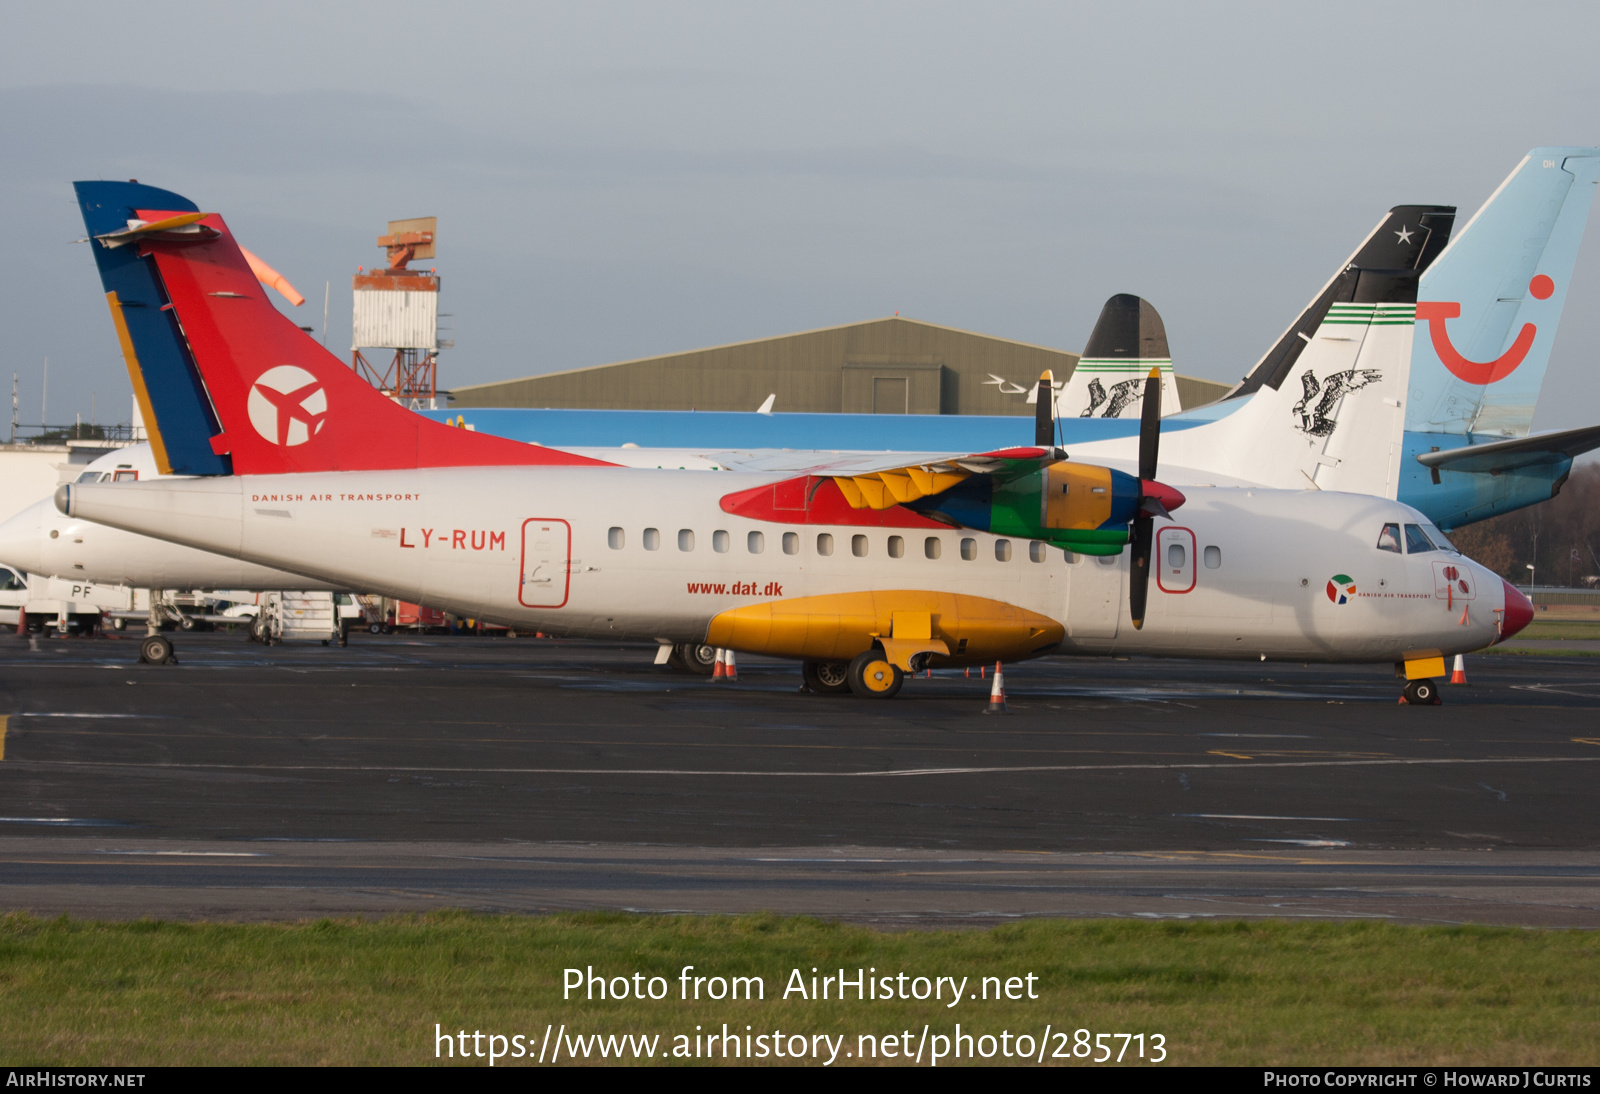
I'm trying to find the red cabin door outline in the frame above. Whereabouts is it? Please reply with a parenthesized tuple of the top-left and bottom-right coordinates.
(518, 518, 572, 608)
(1156, 526, 1197, 594)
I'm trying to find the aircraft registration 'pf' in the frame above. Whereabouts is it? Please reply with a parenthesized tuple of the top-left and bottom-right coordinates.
(56, 181, 1531, 699)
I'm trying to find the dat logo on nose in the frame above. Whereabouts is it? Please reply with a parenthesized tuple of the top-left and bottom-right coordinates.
(248, 365, 328, 446)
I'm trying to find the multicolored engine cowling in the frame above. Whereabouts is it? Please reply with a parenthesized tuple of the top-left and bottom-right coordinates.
(719, 449, 1147, 555)
(902, 459, 1141, 554)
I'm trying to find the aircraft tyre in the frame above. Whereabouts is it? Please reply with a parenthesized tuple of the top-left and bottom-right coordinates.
(676, 642, 718, 675)
(112, 617, 126, 631)
(178, 614, 195, 631)
(802, 660, 852, 695)
(369, 623, 382, 634)
(1403, 678, 1442, 706)
(139, 634, 173, 665)
(848, 650, 903, 699)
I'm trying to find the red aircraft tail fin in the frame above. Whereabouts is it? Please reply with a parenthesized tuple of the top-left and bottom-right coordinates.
(127, 204, 610, 475)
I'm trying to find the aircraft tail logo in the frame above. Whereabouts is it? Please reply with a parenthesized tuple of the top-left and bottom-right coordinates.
(1292, 367, 1384, 437)
(1413, 274, 1554, 387)
(247, 366, 327, 447)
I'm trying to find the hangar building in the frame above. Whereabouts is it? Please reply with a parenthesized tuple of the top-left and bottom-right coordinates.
(447, 316, 1230, 415)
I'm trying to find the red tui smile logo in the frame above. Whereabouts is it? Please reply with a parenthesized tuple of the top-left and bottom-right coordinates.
(247, 365, 328, 446)
(1415, 275, 1554, 385)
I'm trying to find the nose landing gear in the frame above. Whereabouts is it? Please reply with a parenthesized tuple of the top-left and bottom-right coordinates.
(1402, 678, 1441, 705)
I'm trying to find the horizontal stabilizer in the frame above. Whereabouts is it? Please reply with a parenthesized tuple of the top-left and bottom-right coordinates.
(1416, 423, 1600, 474)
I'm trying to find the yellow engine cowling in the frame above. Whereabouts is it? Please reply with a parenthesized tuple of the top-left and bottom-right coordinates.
(706, 590, 1064, 669)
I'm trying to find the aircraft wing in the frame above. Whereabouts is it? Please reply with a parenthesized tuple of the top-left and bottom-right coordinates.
(1415, 423, 1600, 474)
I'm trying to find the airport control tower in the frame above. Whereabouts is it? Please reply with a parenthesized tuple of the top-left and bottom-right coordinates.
(350, 217, 453, 409)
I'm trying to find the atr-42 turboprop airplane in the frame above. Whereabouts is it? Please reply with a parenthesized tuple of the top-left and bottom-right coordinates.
(13, 150, 1579, 611)
(54, 181, 1529, 702)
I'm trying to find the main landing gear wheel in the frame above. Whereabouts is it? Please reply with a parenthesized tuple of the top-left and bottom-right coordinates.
(848, 649, 903, 699)
(139, 634, 174, 665)
(676, 642, 718, 676)
(1403, 678, 1441, 706)
(802, 660, 851, 695)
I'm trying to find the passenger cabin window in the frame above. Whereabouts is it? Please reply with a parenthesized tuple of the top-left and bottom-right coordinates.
(1168, 543, 1187, 569)
(712, 530, 730, 553)
(925, 537, 942, 560)
(1403, 524, 1435, 554)
(678, 529, 695, 552)
(643, 528, 660, 551)
(817, 533, 834, 557)
(1029, 541, 1046, 563)
(1376, 523, 1402, 553)
(960, 538, 977, 561)
(995, 539, 1012, 562)
(782, 532, 799, 555)
(608, 527, 625, 550)
(748, 531, 765, 554)
(888, 535, 904, 559)
(1203, 545, 1221, 569)
(852, 534, 868, 558)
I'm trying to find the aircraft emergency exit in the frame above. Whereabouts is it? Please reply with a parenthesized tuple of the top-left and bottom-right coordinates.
(54, 180, 1531, 702)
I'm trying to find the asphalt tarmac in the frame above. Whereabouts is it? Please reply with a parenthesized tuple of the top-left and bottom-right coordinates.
(2, 631, 1598, 926)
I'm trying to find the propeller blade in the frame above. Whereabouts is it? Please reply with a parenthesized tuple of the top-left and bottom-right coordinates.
(1128, 515, 1153, 630)
(1034, 370, 1054, 447)
(1137, 365, 1161, 482)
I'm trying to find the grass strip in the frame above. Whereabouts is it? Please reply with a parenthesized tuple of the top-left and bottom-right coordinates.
(2, 912, 1597, 1067)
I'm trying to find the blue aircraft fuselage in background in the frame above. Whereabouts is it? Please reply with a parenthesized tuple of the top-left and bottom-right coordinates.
(420, 407, 1566, 529)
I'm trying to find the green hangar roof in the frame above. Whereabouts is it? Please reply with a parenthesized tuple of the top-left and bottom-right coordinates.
(447, 316, 1229, 415)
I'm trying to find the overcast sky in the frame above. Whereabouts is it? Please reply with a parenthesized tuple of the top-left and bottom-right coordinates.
(3, 1, 1598, 434)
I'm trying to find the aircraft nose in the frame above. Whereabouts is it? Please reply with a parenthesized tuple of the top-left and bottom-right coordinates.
(0, 501, 45, 575)
(1497, 579, 1535, 641)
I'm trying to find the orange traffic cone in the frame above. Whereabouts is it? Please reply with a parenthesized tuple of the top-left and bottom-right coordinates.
(712, 647, 726, 679)
(984, 661, 1009, 715)
(724, 649, 738, 680)
(1449, 654, 1467, 685)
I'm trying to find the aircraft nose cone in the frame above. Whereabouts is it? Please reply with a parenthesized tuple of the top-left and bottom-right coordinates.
(0, 501, 44, 575)
(1497, 579, 1535, 641)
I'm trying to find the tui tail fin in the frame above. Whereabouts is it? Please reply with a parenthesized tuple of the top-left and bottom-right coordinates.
(1407, 148, 1600, 439)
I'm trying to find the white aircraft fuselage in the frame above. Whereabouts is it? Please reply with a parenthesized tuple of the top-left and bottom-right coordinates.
(61, 466, 1515, 667)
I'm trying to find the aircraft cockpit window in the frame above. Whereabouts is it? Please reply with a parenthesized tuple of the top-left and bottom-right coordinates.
(608, 527, 624, 550)
(1423, 523, 1458, 552)
(112, 469, 139, 482)
(75, 470, 106, 483)
(1376, 523, 1402, 553)
(712, 530, 729, 553)
(1403, 524, 1435, 554)
(642, 528, 660, 551)
(1029, 541, 1046, 563)
(678, 529, 695, 552)
(747, 531, 764, 554)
